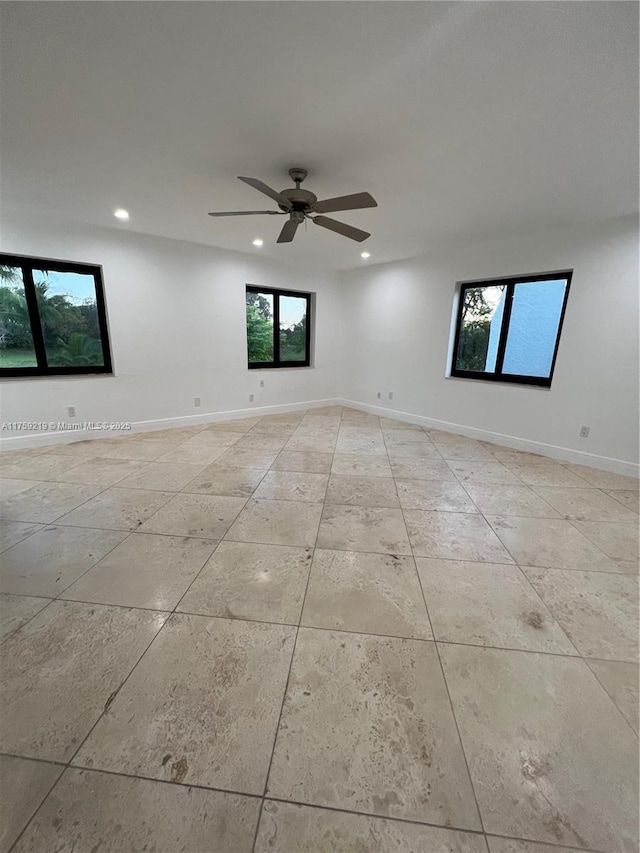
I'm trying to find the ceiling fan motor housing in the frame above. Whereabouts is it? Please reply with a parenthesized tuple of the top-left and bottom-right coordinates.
(278, 187, 318, 213)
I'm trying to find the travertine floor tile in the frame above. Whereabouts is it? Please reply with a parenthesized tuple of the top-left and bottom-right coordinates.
(387, 442, 441, 460)
(603, 488, 639, 514)
(317, 505, 411, 554)
(0, 478, 47, 498)
(440, 644, 639, 851)
(267, 628, 481, 829)
(0, 525, 127, 597)
(396, 479, 477, 513)
(1, 482, 103, 524)
(97, 440, 178, 461)
(524, 567, 639, 661)
(116, 461, 208, 492)
(182, 430, 244, 448)
(302, 549, 432, 639)
(55, 457, 148, 487)
(155, 443, 228, 465)
(138, 492, 246, 538)
(0, 520, 43, 552)
(325, 475, 399, 508)
(256, 800, 489, 853)
(487, 838, 589, 853)
(234, 433, 289, 451)
(178, 541, 312, 623)
(0, 600, 167, 761)
(0, 453, 86, 482)
(331, 453, 393, 478)
(562, 464, 639, 491)
(390, 457, 457, 481)
(2, 409, 637, 852)
(271, 450, 334, 473)
(586, 658, 639, 733)
(532, 486, 637, 522)
(505, 463, 589, 488)
(285, 433, 337, 453)
(13, 767, 259, 853)
(487, 516, 619, 571)
(181, 463, 267, 497)
(253, 470, 329, 503)
(416, 559, 574, 654)
(216, 446, 279, 468)
(64, 532, 216, 610)
(404, 511, 514, 563)
(432, 442, 496, 461)
(336, 434, 387, 455)
(58, 486, 173, 531)
(226, 498, 323, 547)
(0, 755, 63, 853)
(461, 483, 560, 518)
(571, 519, 639, 563)
(0, 594, 50, 643)
(74, 614, 296, 794)
(446, 461, 521, 485)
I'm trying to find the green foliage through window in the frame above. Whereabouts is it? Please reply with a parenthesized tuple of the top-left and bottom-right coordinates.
(246, 286, 310, 368)
(0, 256, 112, 376)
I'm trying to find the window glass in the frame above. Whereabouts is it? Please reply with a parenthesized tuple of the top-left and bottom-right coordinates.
(246, 290, 274, 363)
(0, 265, 38, 368)
(279, 294, 307, 362)
(454, 284, 505, 372)
(34, 269, 105, 367)
(0, 254, 112, 377)
(502, 279, 567, 378)
(451, 272, 571, 386)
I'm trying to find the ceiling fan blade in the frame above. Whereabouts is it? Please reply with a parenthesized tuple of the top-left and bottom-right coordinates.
(208, 210, 284, 217)
(312, 192, 377, 214)
(238, 176, 293, 210)
(277, 219, 300, 243)
(312, 215, 370, 242)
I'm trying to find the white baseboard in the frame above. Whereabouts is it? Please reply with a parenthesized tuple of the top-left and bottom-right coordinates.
(338, 398, 640, 478)
(0, 398, 341, 452)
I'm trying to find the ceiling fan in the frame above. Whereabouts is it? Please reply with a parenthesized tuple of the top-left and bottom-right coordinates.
(208, 168, 377, 244)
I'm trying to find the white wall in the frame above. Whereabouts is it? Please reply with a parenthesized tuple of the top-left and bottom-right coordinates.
(0, 214, 344, 447)
(2, 213, 638, 475)
(339, 216, 639, 474)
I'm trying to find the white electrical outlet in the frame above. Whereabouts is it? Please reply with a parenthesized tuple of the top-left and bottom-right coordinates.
(388, 391, 394, 400)
(66, 406, 76, 418)
(259, 379, 265, 388)
(377, 391, 382, 399)
(194, 397, 201, 408)
(249, 393, 254, 402)
(579, 425, 591, 438)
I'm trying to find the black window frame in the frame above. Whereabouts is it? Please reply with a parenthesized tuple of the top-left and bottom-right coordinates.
(246, 284, 311, 369)
(450, 270, 572, 388)
(0, 252, 113, 379)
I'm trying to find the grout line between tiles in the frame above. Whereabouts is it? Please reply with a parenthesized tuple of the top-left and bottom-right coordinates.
(249, 409, 342, 853)
(0, 749, 620, 853)
(383, 426, 487, 836)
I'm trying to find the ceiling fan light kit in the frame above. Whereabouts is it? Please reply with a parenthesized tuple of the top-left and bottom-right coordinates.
(208, 167, 377, 244)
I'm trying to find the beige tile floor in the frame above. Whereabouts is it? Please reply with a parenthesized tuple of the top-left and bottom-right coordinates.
(0, 406, 638, 853)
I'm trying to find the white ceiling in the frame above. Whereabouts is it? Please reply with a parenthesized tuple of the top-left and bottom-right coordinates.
(1, 1, 638, 272)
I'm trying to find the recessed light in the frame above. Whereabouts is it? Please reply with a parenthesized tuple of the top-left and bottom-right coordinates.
(252, 238, 264, 247)
(360, 251, 370, 259)
(114, 208, 129, 220)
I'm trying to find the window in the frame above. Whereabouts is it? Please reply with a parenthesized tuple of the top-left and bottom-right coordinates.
(0, 253, 112, 377)
(246, 285, 311, 368)
(451, 271, 572, 387)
